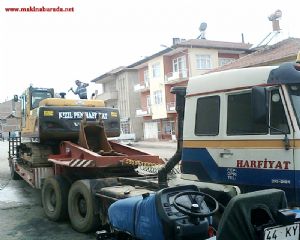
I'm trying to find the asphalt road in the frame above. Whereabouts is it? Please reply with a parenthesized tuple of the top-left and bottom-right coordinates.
(0, 141, 175, 240)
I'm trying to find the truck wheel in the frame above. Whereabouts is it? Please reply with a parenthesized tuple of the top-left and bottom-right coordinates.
(68, 180, 100, 233)
(9, 161, 21, 180)
(42, 176, 70, 221)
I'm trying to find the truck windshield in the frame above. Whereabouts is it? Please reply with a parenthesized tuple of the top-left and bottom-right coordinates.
(32, 91, 52, 108)
(288, 84, 300, 126)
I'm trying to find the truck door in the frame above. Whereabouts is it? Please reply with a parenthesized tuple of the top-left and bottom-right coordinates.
(216, 87, 295, 202)
(287, 84, 300, 205)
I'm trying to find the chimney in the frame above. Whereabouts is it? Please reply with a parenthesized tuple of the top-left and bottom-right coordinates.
(268, 10, 282, 32)
(173, 38, 180, 45)
(272, 20, 280, 32)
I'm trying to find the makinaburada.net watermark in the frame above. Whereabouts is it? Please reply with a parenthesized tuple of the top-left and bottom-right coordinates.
(5, 6, 75, 13)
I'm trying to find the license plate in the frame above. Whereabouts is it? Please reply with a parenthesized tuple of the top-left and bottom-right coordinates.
(264, 223, 299, 240)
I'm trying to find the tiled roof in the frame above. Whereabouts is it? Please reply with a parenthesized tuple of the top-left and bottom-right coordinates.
(128, 39, 252, 69)
(108, 66, 127, 74)
(91, 66, 126, 82)
(0, 113, 12, 119)
(209, 38, 300, 73)
(127, 48, 171, 68)
(0, 100, 21, 119)
(92, 38, 253, 82)
(178, 39, 252, 51)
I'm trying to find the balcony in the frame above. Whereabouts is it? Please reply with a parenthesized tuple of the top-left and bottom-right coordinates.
(165, 69, 188, 85)
(134, 82, 150, 92)
(136, 106, 152, 117)
(166, 102, 176, 113)
(96, 91, 118, 101)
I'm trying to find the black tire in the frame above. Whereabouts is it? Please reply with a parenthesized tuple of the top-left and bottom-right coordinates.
(9, 160, 22, 180)
(68, 180, 100, 233)
(42, 176, 70, 221)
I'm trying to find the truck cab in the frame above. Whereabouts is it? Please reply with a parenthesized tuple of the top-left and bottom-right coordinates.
(181, 62, 300, 206)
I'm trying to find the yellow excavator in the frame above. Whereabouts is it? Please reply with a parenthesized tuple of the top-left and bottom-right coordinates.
(15, 86, 120, 167)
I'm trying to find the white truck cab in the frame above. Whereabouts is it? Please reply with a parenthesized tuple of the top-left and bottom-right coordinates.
(181, 60, 300, 205)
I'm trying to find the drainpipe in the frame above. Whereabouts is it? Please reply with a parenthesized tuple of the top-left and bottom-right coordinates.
(158, 86, 186, 188)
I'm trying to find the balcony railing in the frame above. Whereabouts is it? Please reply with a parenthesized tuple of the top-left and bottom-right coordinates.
(136, 106, 152, 117)
(166, 102, 176, 112)
(134, 82, 150, 92)
(165, 69, 188, 84)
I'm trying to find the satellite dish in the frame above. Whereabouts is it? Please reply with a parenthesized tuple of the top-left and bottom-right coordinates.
(268, 9, 282, 21)
(199, 22, 207, 32)
(197, 22, 207, 39)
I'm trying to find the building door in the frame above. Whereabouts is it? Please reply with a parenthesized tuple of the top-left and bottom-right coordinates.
(144, 122, 158, 140)
(211, 89, 294, 199)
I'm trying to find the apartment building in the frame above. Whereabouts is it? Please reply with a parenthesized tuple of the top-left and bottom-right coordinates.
(131, 39, 252, 140)
(92, 67, 143, 141)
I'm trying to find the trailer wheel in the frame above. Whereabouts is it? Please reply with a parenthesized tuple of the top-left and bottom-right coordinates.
(9, 161, 21, 180)
(42, 176, 70, 221)
(68, 180, 100, 233)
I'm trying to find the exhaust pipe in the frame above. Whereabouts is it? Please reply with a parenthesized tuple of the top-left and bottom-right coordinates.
(158, 86, 186, 188)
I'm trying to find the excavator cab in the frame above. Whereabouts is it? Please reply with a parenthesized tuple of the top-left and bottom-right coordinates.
(30, 88, 54, 109)
(19, 86, 54, 131)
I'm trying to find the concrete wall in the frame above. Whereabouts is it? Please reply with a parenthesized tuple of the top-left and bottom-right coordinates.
(95, 70, 144, 140)
(126, 71, 143, 140)
(116, 71, 143, 140)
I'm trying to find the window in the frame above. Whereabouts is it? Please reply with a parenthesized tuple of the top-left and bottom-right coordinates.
(146, 95, 151, 107)
(31, 91, 52, 109)
(173, 58, 179, 72)
(153, 90, 162, 105)
(120, 119, 130, 134)
(227, 92, 268, 135)
(173, 56, 186, 72)
(219, 58, 234, 67)
(195, 96, 220, 135)
(144, 70, 149, 87)
(196, 55, 211, 70)
(163, 120, 175, 135)
(288, 84, 300, 127)
(270, 89, 289, 134)
(146, 95, 151, 114)
(152, 63, 160, 78)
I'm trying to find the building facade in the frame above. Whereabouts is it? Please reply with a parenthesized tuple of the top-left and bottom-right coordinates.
(131, 39, 252, 140)
(92, 67, 143, 141)
(0, 100, 21, 139)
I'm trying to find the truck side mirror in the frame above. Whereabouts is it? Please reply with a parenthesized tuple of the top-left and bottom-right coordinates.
(13, 95, 18, 102)
(252, 86, 268, 124)
(170, 86, 186, 114)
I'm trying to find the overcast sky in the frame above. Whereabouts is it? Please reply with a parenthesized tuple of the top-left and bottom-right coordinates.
(0, 0, 299, 102)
